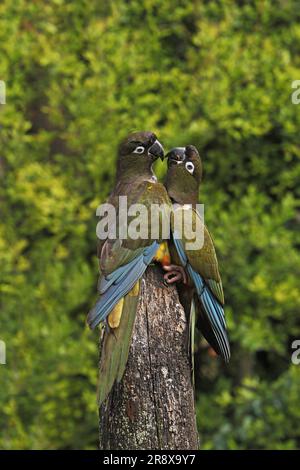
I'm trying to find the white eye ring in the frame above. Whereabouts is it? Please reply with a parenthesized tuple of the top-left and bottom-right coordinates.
(133, 146, 145, 154)
(185, 162, 194, 174)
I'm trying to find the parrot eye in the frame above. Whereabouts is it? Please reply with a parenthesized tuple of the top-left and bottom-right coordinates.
(185, 162, 194, 174)
(133, 146, 145, 154)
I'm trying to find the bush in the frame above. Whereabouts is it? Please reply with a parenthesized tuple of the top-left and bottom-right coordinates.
(1, 0, 299, 449)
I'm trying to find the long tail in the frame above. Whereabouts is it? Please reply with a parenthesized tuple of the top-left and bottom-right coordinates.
(97, 281, 140, 405)
(173, 236, 230, 362)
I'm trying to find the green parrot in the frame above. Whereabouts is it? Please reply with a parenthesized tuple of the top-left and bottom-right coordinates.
(164, 145, 230, 362)
(87, 131, 176, 404)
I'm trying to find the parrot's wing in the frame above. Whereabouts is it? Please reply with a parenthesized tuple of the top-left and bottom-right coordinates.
(193, 294, 228, 361)
(172, 208, 230, 362)
(88, 180, 168, 329)
(87, 241, 159, 329)
(179, 209, 224, 305)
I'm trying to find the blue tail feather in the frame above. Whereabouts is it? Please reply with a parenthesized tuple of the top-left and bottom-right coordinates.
(173, 234, 230, 362)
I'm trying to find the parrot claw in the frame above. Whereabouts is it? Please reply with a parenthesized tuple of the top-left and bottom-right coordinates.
(162, 264, 188, 285)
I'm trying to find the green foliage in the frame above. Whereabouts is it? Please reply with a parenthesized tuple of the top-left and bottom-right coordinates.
(1, 0, 300, 449)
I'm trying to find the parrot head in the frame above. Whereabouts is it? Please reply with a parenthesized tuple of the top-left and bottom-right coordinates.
(117, 131, 164, 180)
(165, 145, 202, 204)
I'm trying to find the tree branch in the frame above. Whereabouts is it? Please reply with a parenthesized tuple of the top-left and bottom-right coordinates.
(99, 265, 199, 450)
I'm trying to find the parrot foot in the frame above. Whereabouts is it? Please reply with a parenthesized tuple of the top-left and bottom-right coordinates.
(162, 264, 188, 285)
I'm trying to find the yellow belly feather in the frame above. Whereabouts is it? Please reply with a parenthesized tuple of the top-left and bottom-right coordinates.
(154, 241, 171, 265)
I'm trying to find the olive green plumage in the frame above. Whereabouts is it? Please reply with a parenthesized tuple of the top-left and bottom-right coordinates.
(166, 145, 202, 206)
(165, 145, 230, 361)
(97, 283, 140, 405)
(88, 131, 172, 403)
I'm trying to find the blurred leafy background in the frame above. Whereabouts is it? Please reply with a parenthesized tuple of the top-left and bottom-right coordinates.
(1, 0, 300, 450)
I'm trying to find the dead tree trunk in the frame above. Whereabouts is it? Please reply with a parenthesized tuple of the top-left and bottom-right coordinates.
(99, 265, 199, 450)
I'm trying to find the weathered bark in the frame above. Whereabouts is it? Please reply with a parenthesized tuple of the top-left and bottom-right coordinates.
(99, 265, 199, 450)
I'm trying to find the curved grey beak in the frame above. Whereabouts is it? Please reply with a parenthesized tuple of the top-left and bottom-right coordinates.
(166, 147, 186, 166)
(148, 139, 164, 161)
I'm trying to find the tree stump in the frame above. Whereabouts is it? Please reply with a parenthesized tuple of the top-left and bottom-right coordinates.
(99, 265, 199, 450)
